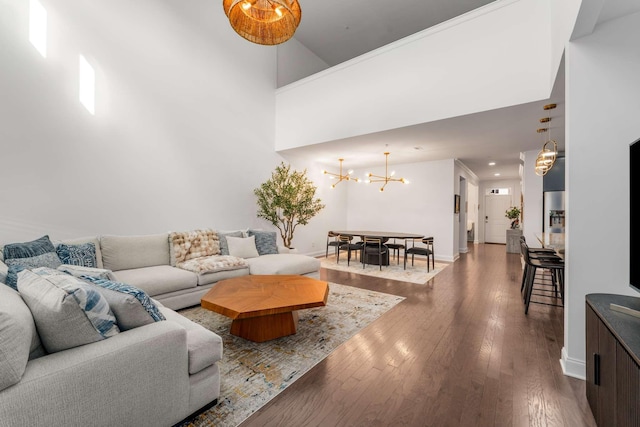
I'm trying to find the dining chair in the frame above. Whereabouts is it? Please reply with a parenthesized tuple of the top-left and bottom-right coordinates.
(362, 237, 388, 271)
(325, 231, 343, 258)
(337, 235, 363, 266)
(385, 238, 405, 265)
(404, 237, 434, 271)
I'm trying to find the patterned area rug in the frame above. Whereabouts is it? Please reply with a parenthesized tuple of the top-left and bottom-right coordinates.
(321, 256, 449, 284)
(177, 283, 404, 427)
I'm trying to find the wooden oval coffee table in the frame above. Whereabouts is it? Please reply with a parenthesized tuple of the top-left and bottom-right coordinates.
(201, 275, 329, 342)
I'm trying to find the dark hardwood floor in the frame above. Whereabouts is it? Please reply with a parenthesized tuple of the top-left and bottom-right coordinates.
(240, 243, 596, 427)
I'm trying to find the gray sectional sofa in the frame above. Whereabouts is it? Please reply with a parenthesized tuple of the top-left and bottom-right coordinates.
(0, 229, 320, 427)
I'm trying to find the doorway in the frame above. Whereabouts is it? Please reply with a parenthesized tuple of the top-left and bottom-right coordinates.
(484, 194, 511, 244)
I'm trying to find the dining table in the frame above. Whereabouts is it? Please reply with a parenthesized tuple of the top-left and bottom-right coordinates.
(330, 230, 425, 266)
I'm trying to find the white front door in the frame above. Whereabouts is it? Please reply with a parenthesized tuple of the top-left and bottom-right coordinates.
(484, 194, 512, 244)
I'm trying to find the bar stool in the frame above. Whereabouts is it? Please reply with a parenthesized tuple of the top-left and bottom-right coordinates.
(520, 240, 564, 314)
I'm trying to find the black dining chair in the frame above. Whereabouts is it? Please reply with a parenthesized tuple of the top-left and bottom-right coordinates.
(362, 237, 388, 270)
(404, 237, 434, 271)
(385, 238, 405, 265)
(337, 235, 363, 266)
(326, 231, 343, 258)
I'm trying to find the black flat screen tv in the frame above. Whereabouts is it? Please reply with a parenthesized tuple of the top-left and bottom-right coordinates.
(631, 139, 640, 293)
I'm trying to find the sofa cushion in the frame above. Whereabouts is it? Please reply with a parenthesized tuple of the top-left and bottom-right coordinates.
(177, 255, 249, 275)
(169, 229, 220, 266)
(0, 285, 43, 391)
(226, 235, 260, 259)
(247, 229, 279, 255)
(100, 233, 170, 271)
(56, 242, 98, 268)
(197, 267, 249, 286)
(246, 254, 321, 275)
(159, 306, 223, 374)
(81, 276, 166, 331)
(110, 265, 198, 297)
(58, 236, 104, 269)
(217, 230, 244, 256)
(3, 235, 56, 260)
(17, 268, 120, 353)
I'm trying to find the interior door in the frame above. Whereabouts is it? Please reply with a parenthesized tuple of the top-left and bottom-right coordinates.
(484, 194, 511, 244)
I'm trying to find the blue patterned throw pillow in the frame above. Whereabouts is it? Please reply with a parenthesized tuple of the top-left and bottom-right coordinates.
(17, 268, 120, 353)
(247, 229, 278, 255)
(56, 242, 98, 268)
(3, 235, 56, 260)
(4, 252, 63, 290)
(4, 264, 26, 290)
(81, 276, 166, 327)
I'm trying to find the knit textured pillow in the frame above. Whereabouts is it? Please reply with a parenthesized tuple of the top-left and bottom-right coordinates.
(169, 229, 220, 266)
(247, 229, 278, 255)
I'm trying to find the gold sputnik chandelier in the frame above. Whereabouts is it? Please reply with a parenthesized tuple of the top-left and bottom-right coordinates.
(322, 158, 360, 189)
(365, 152, 409, 192)
(223, 0, 301, 45)
(535, 103, 558, 176)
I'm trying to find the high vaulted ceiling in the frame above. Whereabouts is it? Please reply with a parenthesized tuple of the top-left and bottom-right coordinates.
(293, 0, 496, 67)
(282, 0, 640, 181)
(283, 0, 562, 182)
(281, 0, 640, 182)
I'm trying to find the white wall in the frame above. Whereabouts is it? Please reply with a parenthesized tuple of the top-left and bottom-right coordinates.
(562, 9, 640, 378)
(467, 182, 480, 243)
(277, 37, 329, 88)
(550, 0, 582, 89)
(275, 0, 553, 151)
(455, 161, 481, 254)
(0, 0, 283, 244)
(521, 149, 544, 246)
(344, 159, 457, 262)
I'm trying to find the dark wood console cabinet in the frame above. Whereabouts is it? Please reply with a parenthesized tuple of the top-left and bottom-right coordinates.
(586, 294, 640, 426)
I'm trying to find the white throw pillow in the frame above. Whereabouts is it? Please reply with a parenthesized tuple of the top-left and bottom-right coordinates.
(226, 235, 260, 259)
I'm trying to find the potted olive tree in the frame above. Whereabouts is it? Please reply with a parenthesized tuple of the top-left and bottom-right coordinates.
(254, 162, 325, 250)
(505, 206, 521, 229)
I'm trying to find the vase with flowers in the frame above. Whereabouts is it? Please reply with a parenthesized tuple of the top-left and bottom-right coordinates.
(505, 206, 521, 229)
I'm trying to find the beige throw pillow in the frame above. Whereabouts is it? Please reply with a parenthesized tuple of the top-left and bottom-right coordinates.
(226, 236, 260, 259)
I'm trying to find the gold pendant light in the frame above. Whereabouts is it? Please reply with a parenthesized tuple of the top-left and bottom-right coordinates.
(365, 152, 409, 192)
(534, 104, 558, 176)
(223, 0, 301, 45)
(322, 158, 360, 189)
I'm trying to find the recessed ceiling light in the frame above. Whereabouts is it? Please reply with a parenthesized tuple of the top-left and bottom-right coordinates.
(488, 162, 496, 166)
(494, 173, 501, 176)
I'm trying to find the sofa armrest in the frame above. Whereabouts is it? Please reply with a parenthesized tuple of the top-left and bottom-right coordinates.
(0, 321, 190, 427)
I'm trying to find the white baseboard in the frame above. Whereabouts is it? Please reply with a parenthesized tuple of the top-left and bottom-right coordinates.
(560, 346, 586, 380)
